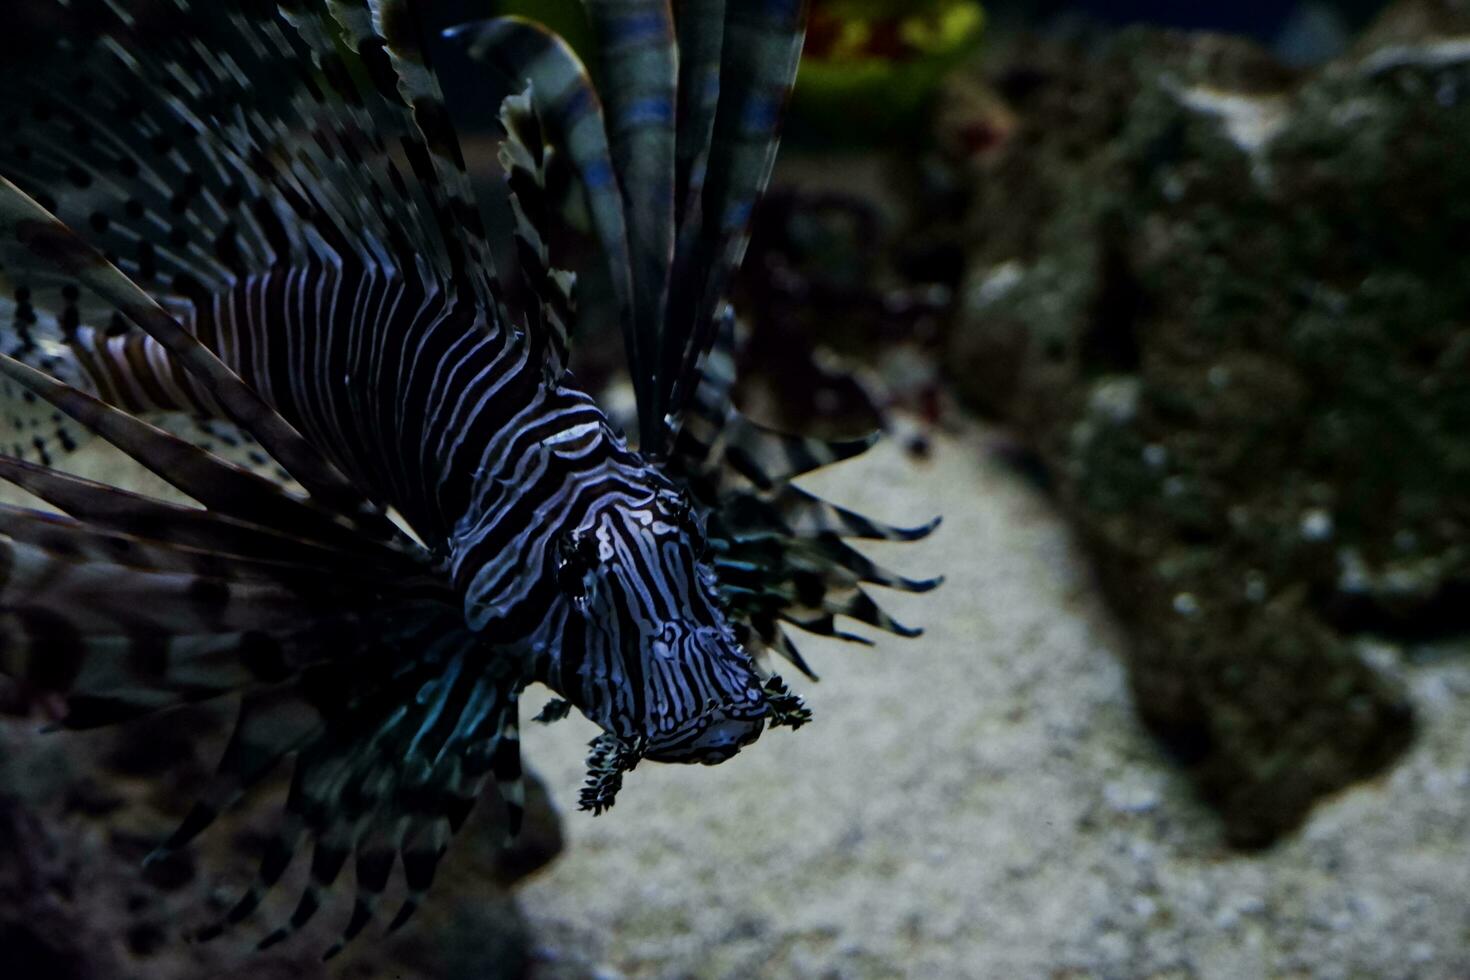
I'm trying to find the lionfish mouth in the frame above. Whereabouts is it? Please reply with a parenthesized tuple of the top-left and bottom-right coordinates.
(577, 675, 813, 812)
(644, 710, 767, 765)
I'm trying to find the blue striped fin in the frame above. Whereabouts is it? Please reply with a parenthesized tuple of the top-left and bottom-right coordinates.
(0, 1, 445, 320)
(318, 1, 503, 309)
(674, 0, 727, 213)
(246, 2, 457, 278)
(498, 86, 578, 375)
(0, 174, 400, 538)
(664, 0, 806, 441)
(0, 351, 391, 558)
(667, 0, 728, 409)
(272, 0, 459, 280)
(581, 0, 678, 445)
(667, 303, 738, 469)
(447, 17, 637, 397)
(0, 456, 424, 575)
(179, 615, 523, 955)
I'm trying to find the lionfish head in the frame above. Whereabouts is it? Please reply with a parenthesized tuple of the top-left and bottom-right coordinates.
(548, 484, 769, 765)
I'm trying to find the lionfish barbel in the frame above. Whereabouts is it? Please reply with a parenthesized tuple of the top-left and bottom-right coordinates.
(0, 0, 937, 952)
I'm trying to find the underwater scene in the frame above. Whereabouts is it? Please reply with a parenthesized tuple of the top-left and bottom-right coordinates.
(0, 1, 1464, 977)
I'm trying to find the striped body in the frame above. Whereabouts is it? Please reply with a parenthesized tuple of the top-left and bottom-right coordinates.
(0, 0, 936, 953)
(59, 256, 768, 757)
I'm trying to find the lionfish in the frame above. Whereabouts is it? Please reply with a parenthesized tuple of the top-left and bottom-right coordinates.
(0, 0, 937, 952)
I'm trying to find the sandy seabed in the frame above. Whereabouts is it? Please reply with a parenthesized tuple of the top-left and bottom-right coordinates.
(514, 422, 1470, 980)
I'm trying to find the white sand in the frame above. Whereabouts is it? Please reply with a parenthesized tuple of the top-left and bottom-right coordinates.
(515, 422, 1470, 980)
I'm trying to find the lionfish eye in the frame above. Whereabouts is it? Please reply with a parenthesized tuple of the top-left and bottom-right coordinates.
(556, 531, 598, 600)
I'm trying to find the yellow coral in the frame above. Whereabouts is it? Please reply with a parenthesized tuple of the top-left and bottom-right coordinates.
(900, 3, 986, 56)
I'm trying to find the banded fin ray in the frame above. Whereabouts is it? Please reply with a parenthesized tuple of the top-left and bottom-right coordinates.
(0, 350, 403, 559)
(184, 633, 526, 954)
(0, 456, 420, 575)
(673, 0, 727, 221)
(498, 86, 578, 374)
(581, 0, 677, 447)
(0, 532, 424, 730)
(667, 315, 940, 678)
(664, 0, 807, 437)
(0, 0, 446, 314)
(0, 174, 393, 533)
(448, 15, 637, 396)
(0, 502, 416, 588)
(721, 413, 878, 489)
(342, 1, 503, 309)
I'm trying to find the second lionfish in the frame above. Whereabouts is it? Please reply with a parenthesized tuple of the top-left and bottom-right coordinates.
(0, 0, 937, 951)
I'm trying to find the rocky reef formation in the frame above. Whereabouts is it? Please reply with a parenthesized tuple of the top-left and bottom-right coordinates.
(948, 0, 1470, 844)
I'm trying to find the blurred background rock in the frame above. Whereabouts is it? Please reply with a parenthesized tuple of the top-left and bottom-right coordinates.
(745, 0, 1470, 849)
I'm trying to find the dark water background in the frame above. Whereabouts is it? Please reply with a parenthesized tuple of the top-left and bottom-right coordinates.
(987, 0, 1393, 66)
(988, 0, 1386, 34)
